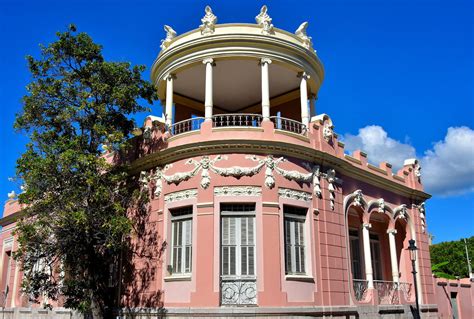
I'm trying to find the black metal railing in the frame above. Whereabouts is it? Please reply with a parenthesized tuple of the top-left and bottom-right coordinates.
(353, 279, 369, 301)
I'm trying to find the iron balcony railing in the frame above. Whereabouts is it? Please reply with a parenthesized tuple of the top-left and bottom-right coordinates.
(353, 280, 413, 304)
(220, 277, 257, 306)
(213, 113, 263, 128)
(353, 279, 369, 301)
(169, 117, 205, 136)
(270, 116, 307, 135)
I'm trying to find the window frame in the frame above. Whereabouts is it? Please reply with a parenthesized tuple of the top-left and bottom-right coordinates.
(283, 205, 308, 276)
(170, 206, 193, 276)
(220, 203, 256, 280)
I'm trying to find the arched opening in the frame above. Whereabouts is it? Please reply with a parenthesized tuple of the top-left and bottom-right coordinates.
(395, 218, 415, 302)
(347, 206, 367, 302)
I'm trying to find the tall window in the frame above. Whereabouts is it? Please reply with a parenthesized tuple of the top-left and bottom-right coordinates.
(370, 234, 383, 280)
(349, 229, 363, 279)
(221, 204, 256, 278)
(170, 206, 193, 275)
(284, 205, 307, 275)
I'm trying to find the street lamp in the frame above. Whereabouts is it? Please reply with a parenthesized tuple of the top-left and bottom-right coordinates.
(408, 239, 420, 319)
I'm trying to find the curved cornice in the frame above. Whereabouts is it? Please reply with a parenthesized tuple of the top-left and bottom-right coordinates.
(151, 24, 324, 99)
(128, 139, 431, 201)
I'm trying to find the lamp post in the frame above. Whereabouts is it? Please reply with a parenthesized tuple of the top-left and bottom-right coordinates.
(408, 239, 420, 319)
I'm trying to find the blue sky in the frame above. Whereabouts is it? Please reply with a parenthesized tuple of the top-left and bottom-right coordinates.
(0, 0, 473, 243)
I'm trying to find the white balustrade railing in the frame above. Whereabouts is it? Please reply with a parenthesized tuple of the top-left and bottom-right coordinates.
(213, 114, 263, 128)
(170, 117, 205, 135)
(270, 116, 307, 135)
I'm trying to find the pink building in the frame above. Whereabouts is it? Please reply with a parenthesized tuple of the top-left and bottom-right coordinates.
(1, 5, 472, 319)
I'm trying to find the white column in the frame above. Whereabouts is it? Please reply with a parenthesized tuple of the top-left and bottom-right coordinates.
(260, 58, 272, 120)
(298, 72, 310, 126)
(203, 58, 215, 121)
(387, 229, 400, 284)
(165, 73, 176, 127)
(362, 223, 374, 288)
(310, 94, 317, 118)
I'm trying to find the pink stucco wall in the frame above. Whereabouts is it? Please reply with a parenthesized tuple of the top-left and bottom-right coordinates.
(1, 117, 465, 317)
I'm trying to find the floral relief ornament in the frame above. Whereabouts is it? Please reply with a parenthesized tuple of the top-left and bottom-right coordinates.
(199, 5, 217, 35)
(322, 168, 342, 210)
(413, 202, 427, 233)
(352, 189, 364, 207)
(377, 198, 386, 213)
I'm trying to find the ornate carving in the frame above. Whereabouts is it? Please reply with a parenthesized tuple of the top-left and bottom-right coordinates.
(413, 202, 426, 233)
(323, 122, 334, 143)
(352, 189, 365, 208)
(139, 171, 150, 193)
(162, 161, 200, 185)
(278, 188, 312, 202)
(210, 155, 265, 178)
(7, 191, 16, 200)
(322, 168, 342, 210)
(414, 162, 421, 180)
(160, 25, 177, 50)
(255, 5, 274, 35)
(164, 189, 198, 203)
(200, 5, 217, 35)
(377, 198, 386, 213)
(214, 186, 262, 197)
(394, 204, 408, 220)
(295, 22, 312, 49)
(152, 168, 163, 197)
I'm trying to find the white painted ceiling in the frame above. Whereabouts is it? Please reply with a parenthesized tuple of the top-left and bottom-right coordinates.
(173, 59, 299, 111)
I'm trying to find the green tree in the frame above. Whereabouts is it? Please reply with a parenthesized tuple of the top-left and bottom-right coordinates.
(13, 25, 156, 318)
(430, 236, 474, 278)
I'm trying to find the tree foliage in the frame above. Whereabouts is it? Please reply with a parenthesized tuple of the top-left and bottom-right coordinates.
(430, 236, 474, 278)
(13, 25, 156, 318)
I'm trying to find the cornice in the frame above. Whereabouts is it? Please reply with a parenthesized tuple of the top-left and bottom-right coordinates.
(128, 140, 431, 201)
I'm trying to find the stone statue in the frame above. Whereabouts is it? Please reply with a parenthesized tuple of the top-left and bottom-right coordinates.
(160, 25, 177, 50)
(255, 5, 274, 35)
(295, 22, 313, 49)
(200, 6, 217, 35)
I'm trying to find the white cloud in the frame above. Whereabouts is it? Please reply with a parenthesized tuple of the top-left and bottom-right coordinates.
(343, 125, 416, 170)
(342, 125, 474, 196)
(421, 127, 474, 196)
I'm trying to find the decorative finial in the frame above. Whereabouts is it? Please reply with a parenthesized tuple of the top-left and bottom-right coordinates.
(200, 6, 217, 35)
(255, 5, 274, 35)
(295, 22, 313, 49)
(160, 25, 177, 50)
(7, 190, 16, 200)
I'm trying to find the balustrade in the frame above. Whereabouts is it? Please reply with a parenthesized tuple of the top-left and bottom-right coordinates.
(270, 116, 307, 135)
(213, 114, 263, 128)
(170, 117, 205, 135)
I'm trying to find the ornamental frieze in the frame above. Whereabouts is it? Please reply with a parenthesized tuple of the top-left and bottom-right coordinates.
(214, 186, 262, 197)
(140, 155, 342, 207)
(164, 189, 198, 203)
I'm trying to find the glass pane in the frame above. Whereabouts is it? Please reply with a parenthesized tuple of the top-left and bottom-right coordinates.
(241, 246, 247, 275)
(230, 246, 236, 275)
(248, 246, 255, 276)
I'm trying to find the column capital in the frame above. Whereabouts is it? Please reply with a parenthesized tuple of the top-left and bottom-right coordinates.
(362, 223, 372, 229)
(203, 58, 216, 66)
(297, 71, 310, 80)
(387, 228, 398, 235)
(164, 73, 177, 81)
(259, 57, 272, 65)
